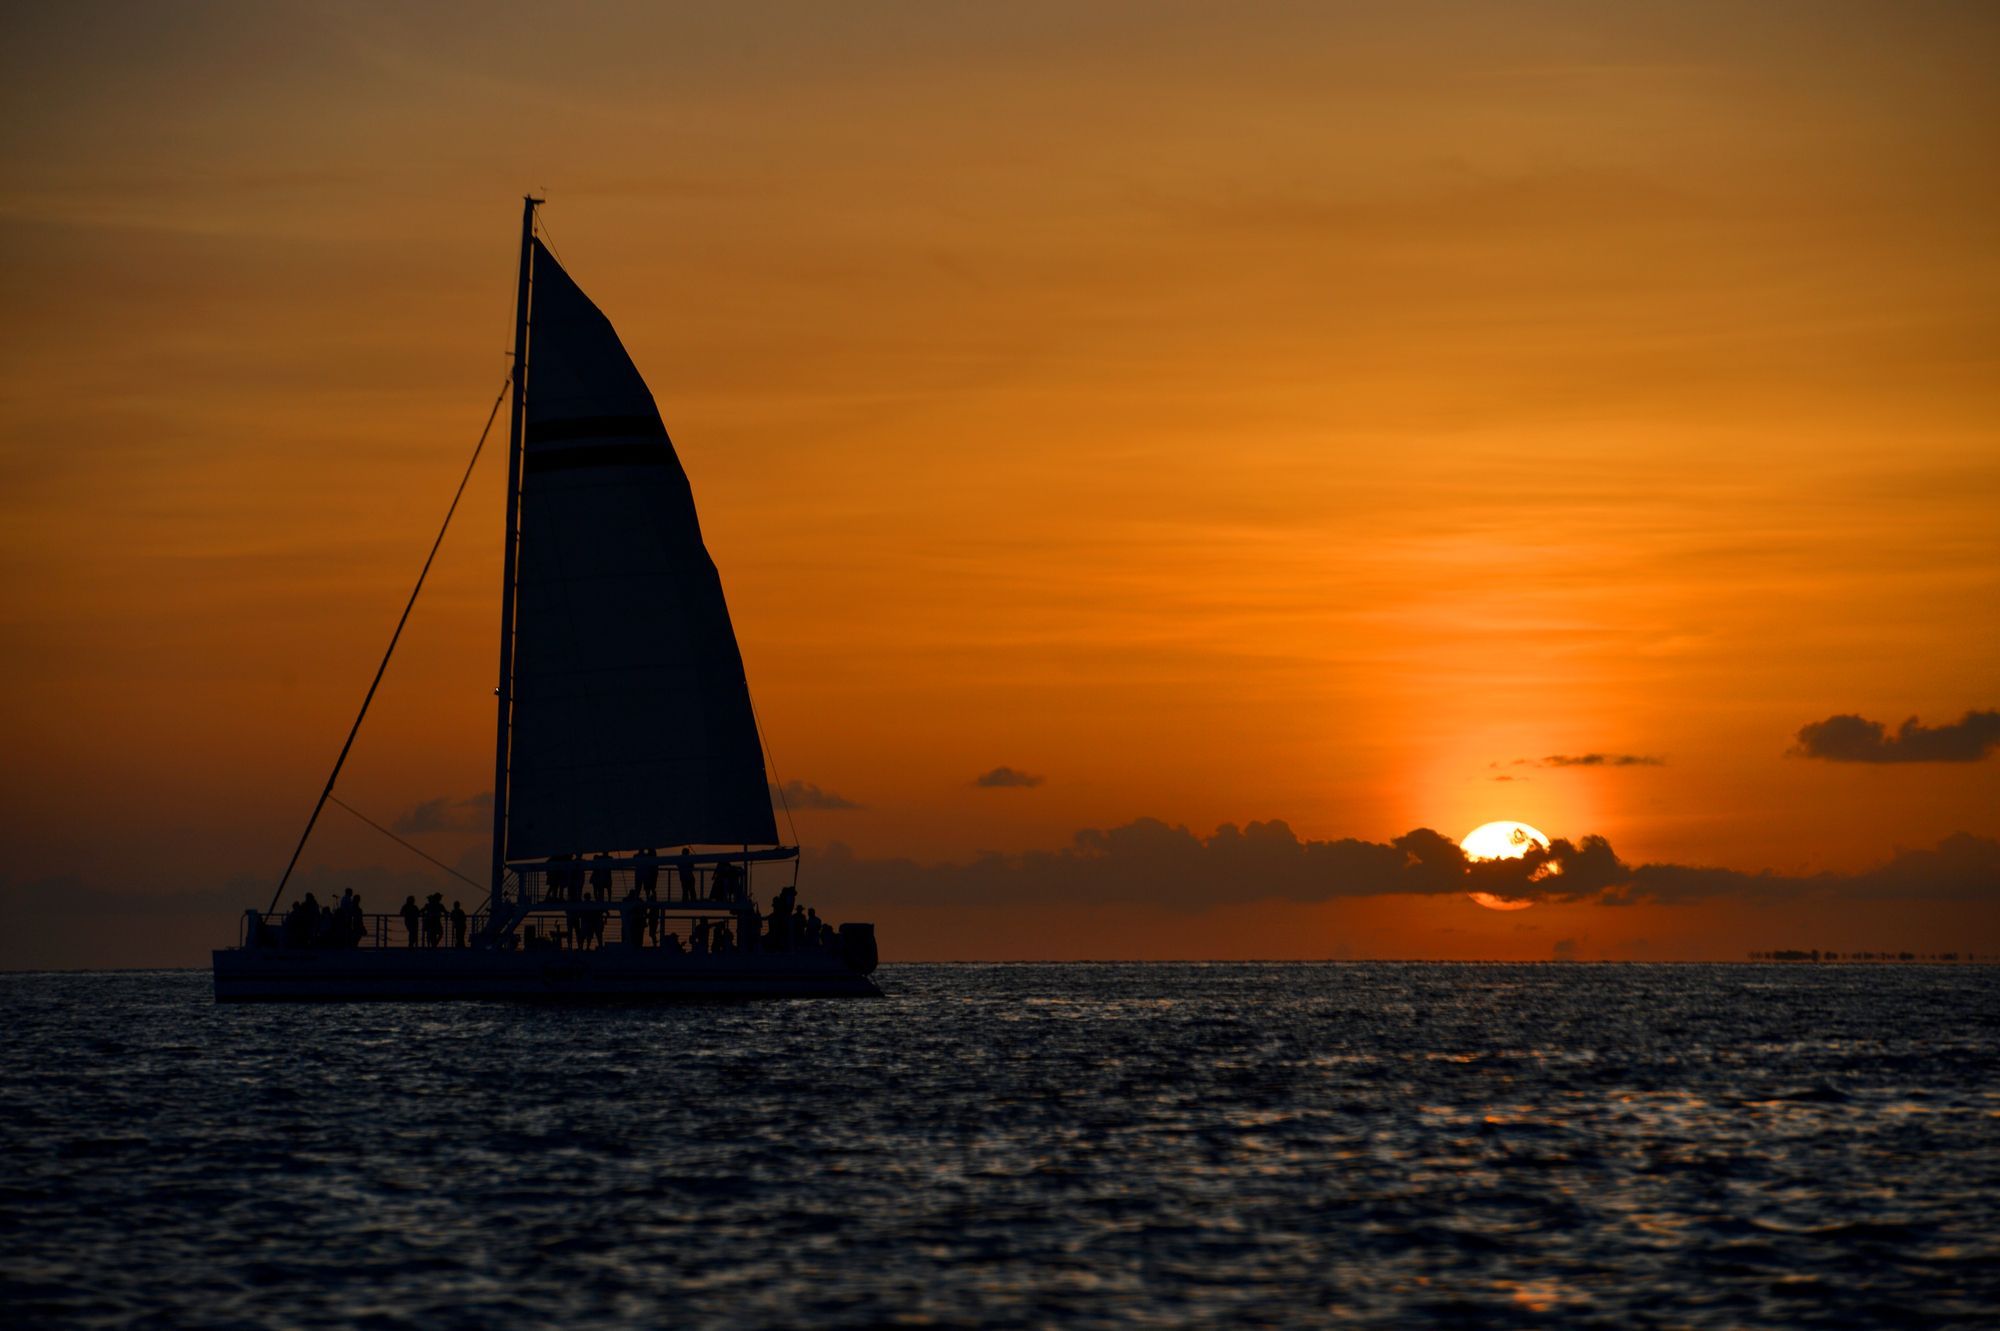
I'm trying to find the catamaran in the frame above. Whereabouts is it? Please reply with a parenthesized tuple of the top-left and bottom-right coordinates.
(213, 199, 880, 1000)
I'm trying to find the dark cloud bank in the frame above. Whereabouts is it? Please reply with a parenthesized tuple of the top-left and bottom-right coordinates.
(1793, 709, 2000, 763)
(4, 819, 1994, 970)
(16, 824, 1986, 924)
(808, 818, 2000, 913)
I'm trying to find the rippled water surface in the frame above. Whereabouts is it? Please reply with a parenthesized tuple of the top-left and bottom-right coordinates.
(2, 964, 1996, 1328)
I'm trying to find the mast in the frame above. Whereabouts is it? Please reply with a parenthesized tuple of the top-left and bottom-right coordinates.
(489, 196, 541, 906)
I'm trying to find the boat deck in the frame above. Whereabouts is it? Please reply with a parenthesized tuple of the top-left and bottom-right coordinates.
(223, 861, 880, 1001)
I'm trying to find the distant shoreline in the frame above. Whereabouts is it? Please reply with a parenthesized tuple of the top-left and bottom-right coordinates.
(4, 957, 1998, 976)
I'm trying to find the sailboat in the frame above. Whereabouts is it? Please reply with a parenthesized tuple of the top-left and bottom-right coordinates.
(213, 199, 880, 1000)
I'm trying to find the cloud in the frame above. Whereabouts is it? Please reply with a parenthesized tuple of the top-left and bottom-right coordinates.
(771, 780, 861, 811)
(1791, 709, 2000, 763)
(391, 792, 493, 835)
(811, 818, 1463, 910)
(1543, 753, 1664, 767)
(1505, 754, 1664, 768)
(801, 817, 2000, 914)
(1605, 832, 2000, 907)
(973, 766, 1044, 789)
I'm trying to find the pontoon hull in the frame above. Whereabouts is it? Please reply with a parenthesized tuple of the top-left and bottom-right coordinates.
(213, 947, 881, 1001)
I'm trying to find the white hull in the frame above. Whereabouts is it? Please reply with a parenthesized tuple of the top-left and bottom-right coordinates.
(213, 946, 881, 1002)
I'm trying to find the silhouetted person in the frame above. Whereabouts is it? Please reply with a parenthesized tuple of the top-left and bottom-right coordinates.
(675, 848, 696, 901)
(637, 849, 658, 902)
(450, 900, 468, 948)
(422, 893, 446, 947)
(591, 852, 612, 902)
(401, 895, 420, 947)
(620, 887, 644, 947)
(766, 885, 797, 950)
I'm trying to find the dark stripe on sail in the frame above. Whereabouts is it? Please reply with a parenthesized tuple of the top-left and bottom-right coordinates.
(524, 441, 671, 474)
(526, 414, 667, 445)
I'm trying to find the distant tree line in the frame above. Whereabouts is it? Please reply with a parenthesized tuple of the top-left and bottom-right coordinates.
(1746, 949, 1992, 962)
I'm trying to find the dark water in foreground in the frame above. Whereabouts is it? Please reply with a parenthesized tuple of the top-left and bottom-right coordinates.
(1, 965, 1995, 1329)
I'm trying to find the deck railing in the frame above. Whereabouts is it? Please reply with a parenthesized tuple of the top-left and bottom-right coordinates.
(242, 910, 494, 950)
(246, 903, 841, 955)
(246, 853, 842, 957)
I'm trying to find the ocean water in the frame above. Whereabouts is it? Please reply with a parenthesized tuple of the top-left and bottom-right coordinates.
(1, 964, 1995, 1330)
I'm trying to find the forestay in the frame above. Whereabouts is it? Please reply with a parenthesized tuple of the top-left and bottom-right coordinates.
(504, 240, 777, 859)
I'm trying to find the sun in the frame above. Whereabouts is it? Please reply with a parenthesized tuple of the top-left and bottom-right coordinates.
(1461, 820, 1550, 911)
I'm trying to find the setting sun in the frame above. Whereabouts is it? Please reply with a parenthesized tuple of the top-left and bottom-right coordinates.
(1462, 821, 1550, 911)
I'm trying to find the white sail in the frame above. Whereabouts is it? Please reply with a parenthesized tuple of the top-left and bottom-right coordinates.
(504, 239, 777, 859)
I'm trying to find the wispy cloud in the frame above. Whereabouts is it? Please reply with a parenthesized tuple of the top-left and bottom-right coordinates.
(1792, 710, 2000, 763)
(973, 766, 1044, 789)
(1542, 753, 1664, 767)
(1500, 754, 1664, 768)
(392, 792, 492, 835)
(771, 779, 861, 811)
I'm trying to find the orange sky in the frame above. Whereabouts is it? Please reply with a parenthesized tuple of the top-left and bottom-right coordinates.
(2, 3, 1996, 966)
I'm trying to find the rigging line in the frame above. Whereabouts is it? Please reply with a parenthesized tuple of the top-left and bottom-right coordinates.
(266, 379, 512, 914)
(747, 691, 802, 854)
(530, 202, 566, 267)
(328, 795, 487, 895)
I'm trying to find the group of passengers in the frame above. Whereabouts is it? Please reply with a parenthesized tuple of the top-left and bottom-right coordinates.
(542, 848, 749, 907)
(750, 883, 842, 953)
(255, 853, 841, 957)
(250, 888, 475, 949)
(254, 887, 470, 950)
(249, 890, 369, 949)
(398, 892, 470, 948)
(523, 853, 841, 957)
